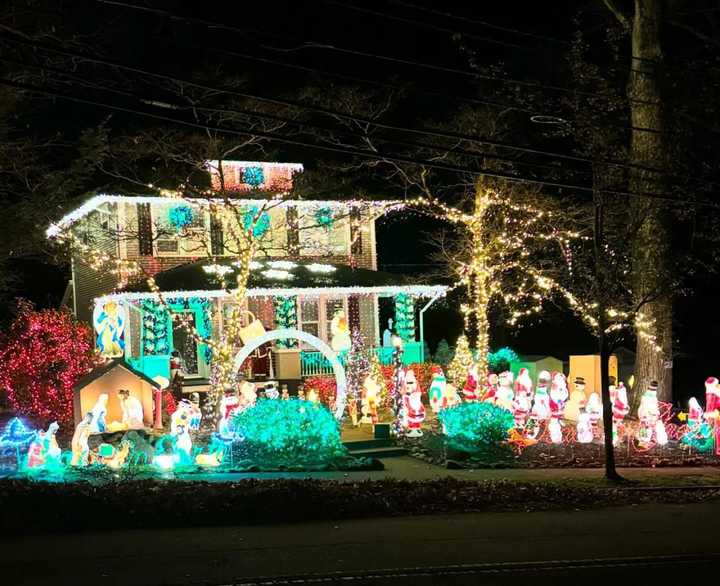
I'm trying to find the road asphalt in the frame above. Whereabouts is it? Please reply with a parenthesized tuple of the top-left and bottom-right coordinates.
(3, 500, 720, 585)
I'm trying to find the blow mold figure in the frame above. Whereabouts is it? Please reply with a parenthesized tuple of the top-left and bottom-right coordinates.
(495, 371, 515, 412)
(402, 385, 426, 437)
(71, 413, 94, 466)
(427, 366, 446, 413)
(89, 393, 108, 434)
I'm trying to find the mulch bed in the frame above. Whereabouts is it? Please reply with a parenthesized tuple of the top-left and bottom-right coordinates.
(403, 430, 720, 469)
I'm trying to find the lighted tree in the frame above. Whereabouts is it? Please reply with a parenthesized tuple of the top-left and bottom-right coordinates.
(415, 179, 584, 385)
(433, 339, 453, 366)
(447, 334, 474, 386)
(0, 301, 99, 427)
(367, 352, 389, 409)
(345, 328, 370, 421)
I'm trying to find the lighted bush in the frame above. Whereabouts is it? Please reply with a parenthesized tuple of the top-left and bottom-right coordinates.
(232, 398, 348, 467)
(487, 347, 519, 374)
(439, 402, 514, 453)
(0, 301, 98, 427)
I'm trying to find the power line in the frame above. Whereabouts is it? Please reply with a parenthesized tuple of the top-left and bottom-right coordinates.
(93, 0, 661, 108)
(95, 0, 720, 147)
(7, 54, 588, 179)
(321, 0, 543, 52)
(385, 0, 571, 46)
(2, 29, 713, 188)
(3, 76, 718, 210)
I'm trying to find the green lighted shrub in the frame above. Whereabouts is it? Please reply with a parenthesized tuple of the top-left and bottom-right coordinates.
(439, 402, 514, 453)
(232, 399, 348, 468)
(487, 347, 519, 374)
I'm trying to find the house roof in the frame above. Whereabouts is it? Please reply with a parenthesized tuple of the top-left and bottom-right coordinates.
(46, 194, 405, 238)
(97, 260, 448, 303)
(73, 358, 159, 392)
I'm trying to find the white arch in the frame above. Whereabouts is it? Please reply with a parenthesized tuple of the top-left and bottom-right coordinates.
(232, 328, 347, 419)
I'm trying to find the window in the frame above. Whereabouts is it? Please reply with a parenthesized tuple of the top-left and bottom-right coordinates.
(298, 296, 348, 347)
(299, 298, 319, 342)
(153, 203, 208, 257)
(324, 298, 345, 341)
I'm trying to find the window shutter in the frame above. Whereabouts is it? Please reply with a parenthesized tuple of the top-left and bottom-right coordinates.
(137, 203, 153, 256)
(350, 207, 362, 255)
(286, 206, 300, 256)
(210, 213, 224, 255)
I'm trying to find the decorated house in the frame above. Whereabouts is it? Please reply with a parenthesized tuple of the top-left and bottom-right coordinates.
(49, 161, 447, 398)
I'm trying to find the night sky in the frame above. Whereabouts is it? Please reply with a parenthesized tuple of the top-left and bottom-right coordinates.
(6, 0, 720, 405)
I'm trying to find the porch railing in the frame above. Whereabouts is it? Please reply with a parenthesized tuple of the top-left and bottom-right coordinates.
(300, 342, 425, 378)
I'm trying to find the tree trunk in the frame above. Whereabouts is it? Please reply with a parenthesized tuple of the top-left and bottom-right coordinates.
(628, 0, 673, 402)
(595, 194, 622, 481)
(471, 183, 490, 382)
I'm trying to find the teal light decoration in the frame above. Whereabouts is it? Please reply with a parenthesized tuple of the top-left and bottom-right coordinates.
(232, 399, 348, 467)
(681, 423, 715, 453)
(141, 300, 170, 355)
(167, 205, 194, 231)
(141, 297, 213, 360)
(439, 402, 515, 453)
(273, 296, 298, 348)
(487, 347, 519, 373)
(314, 206, 334, 230)
(394, 293, 415, 342)
(0, 418, 36, 468)
(243, 206, 271, 238)
(243, 165, 265, 187)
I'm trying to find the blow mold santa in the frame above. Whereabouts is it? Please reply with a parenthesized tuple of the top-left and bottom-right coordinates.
(612, 381, 630, 445)
(704, 376, 720, 454)
(512, 368, 533, 429)
(549, 372, 569, 420)
(483, 373, 499, 404)
(401, 368, 425, 437)
(463, 363, 480, 402)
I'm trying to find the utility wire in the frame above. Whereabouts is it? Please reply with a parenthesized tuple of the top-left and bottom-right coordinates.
(93, 0, 661, 108)
(3, 28, 703, 186)
(385, 0, 571, 46)
(94, 0, 720, 143)
(5, 54, 589, 179)
(3, 76, 719, 210)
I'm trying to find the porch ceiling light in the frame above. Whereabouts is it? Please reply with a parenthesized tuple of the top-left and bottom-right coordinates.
(268, 260, 297, 270)
(203, 264, 233, 277)
(306, 263, 336, 274)
(263, 269, 294, 280)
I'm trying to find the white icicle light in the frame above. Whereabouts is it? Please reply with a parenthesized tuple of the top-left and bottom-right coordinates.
(46, 193, 405, 236)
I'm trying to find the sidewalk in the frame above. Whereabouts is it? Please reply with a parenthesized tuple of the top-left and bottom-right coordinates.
(177, 455, 720, 485)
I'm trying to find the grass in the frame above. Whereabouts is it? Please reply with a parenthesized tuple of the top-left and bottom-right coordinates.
(3, 473, 720, 536)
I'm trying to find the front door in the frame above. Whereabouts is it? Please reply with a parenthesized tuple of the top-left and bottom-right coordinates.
(172, 312, 200, 377)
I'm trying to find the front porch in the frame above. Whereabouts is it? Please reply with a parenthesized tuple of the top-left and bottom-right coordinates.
(103, 259, 447, 386)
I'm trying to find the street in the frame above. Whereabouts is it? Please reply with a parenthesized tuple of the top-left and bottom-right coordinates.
(3, 501, 719, 585)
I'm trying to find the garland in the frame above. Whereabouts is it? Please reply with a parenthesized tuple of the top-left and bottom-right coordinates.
(141, 297, 213, 361)
(243, 206, 271, 238)
(167, 205, 194, 231)
(394, 293, 416, 342)
(314, 206, 334, 230)
(243, 166, 264, 187)
(273, 295, 298, 348)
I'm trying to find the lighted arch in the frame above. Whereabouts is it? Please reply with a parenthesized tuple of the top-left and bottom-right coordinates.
(232, 328, 347, 419)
